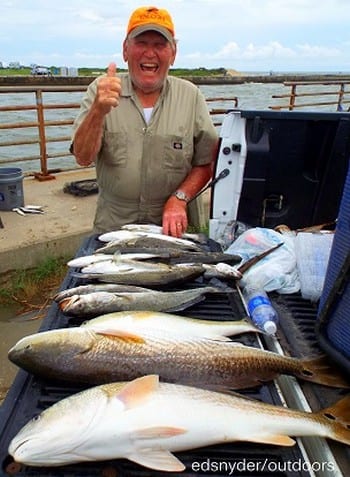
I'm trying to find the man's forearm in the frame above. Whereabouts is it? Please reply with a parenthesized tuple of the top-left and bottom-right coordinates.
(176, 163, 213, 199)
(73, 106, 105, 166)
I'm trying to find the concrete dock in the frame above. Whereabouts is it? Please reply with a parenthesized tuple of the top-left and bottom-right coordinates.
(0, 167, 212, 276)
(0, 168, 97, 275)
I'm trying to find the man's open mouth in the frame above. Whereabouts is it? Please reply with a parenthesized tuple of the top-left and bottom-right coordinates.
(141, 63, 158, 72)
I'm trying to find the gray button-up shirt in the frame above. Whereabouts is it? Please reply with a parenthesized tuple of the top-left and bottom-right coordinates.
(72, 74, 218, 233)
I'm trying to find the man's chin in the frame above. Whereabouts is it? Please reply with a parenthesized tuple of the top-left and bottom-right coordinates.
(132, 75, 165, 93)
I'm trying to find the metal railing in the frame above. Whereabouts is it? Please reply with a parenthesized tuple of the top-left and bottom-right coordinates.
(270, 80, 350, 111)
(0, 85, 237, 179)
(0, 86, 85, 179)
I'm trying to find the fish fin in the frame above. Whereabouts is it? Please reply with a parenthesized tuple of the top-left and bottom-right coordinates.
(116, 375, 159, 409)
(298, 355, 350, 388)
(317, 394, 350, 445)
(135, 426, 187, 439)
(95, 329, 146, 344)
(233, 319, 262, 334)
(226, 341, 247, 347)
(112, 250, 121, 263)
(110, 293, 134, 303)
(210, 335, 233, 342)
(128, 449, 186, 472)
(165, 295, 205, 313)
(248, 435, 295, 446)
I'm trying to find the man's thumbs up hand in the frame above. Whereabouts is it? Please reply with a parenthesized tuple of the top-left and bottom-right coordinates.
(95, 62, 121, 115)
(107, 62, 117, 77)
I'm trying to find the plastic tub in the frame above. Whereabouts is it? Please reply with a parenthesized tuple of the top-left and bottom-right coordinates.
(0, 167, 24, 210)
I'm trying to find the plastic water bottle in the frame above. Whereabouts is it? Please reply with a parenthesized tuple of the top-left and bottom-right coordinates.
(243, 285, 279, 335)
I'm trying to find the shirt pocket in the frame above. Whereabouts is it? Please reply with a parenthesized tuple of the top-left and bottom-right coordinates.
(100, 131, 128, 167)
(162, 135, 193, 172)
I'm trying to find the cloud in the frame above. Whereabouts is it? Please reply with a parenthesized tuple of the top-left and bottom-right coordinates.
(1, 0, 350, 71)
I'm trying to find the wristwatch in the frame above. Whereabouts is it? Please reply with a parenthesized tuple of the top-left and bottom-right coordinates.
(172, 190, 190, 203)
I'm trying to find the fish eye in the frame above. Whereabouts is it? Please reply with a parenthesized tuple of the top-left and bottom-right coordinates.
(31, 414, 41, 422)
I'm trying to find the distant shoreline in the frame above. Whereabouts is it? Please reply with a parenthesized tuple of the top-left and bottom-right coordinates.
(1, 73, 350, 87)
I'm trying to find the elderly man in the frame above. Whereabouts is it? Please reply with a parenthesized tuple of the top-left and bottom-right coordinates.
(72, 6, 218, 237)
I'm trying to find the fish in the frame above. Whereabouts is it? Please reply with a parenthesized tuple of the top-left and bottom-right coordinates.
(97, 230, 203, 252)
(81, 310, 260, 339)
(53, 283, 154, 302)
(121, 223, 209, 244)
(58, 287, 227, 316)
(77, 254, 236, 275)
(81, 260, 147, 274)
(8, 375, 350, 471)
(67, 252, 162, 269)
(122, 223, 164, 234)
(94, 245, 241, 265)
(74, 261, 205, 286)
(8, 327, 350, 389)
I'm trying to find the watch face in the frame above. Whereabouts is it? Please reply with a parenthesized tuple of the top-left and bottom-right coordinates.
(173, 190, 188, 202)
(176, 191, 186, 200)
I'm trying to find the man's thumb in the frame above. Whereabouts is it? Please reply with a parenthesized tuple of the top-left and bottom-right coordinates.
(107, 63, 117, 77)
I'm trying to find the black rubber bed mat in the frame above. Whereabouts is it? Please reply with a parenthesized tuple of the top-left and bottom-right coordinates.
(271, 293, 350, 475)
(0, 234, 338, 477)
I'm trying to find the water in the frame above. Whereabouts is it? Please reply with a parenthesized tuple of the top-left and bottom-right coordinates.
(0, 90, 85, 173)
(0, 82, 344, 173)
(200, 82, 288, 110)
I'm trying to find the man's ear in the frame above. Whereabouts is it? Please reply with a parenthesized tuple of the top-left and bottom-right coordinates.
(122, 39, 128, 62)
(170, 41, 177, 66)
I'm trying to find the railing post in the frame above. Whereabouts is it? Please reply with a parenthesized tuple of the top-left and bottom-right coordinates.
(289, 84, 296, 110)
(337, 83, 345, 111)
(35, 89, 54, 180)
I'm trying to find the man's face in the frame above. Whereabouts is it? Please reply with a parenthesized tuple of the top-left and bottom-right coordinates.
(123, 31, 176, 94)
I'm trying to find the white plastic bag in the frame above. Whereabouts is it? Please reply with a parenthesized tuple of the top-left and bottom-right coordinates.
(295, 232, 334, 302)
(225, 227, 300, 294)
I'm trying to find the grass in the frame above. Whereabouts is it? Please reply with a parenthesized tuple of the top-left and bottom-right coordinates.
(0, 256, 68, 312)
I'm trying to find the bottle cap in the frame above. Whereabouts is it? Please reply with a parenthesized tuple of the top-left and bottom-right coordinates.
(263, 320, 277, 335)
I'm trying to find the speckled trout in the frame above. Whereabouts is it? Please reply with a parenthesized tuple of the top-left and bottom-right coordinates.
(98, 230, 203, 252)
(73, 261, 205, 286)
(8, 375, 350, 471)
(57, 286, 235, 316)
(8, 327, 349, 389)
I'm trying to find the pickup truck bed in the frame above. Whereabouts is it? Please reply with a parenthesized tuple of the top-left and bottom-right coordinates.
(1, 234, 349, 477)
(2, 109, 350, 476)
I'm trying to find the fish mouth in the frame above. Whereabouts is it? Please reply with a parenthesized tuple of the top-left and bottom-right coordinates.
(9, 437, 34, 463)
(10, 437, 29, 453)
(59, 296, 78, 311)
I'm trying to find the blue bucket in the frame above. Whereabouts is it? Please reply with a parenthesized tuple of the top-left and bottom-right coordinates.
(0, 167, 24, 211)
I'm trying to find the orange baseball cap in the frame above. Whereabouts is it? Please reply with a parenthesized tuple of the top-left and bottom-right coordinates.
(126, 6, 175, 43)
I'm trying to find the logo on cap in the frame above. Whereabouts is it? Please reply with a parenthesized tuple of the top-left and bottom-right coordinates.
(127, 6, 175, 42)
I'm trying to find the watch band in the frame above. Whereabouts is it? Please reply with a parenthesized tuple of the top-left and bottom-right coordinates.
(172, 190, 190, 203)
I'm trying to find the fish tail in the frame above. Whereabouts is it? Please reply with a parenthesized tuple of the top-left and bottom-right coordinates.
(318, 394, 350, 445)
(297, 356, 350, 388)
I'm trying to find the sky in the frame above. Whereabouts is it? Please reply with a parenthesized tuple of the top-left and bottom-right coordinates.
(1, 0, 350, 72)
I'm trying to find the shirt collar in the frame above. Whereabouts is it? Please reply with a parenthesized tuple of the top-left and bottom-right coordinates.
(120, 73, 170, 99)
